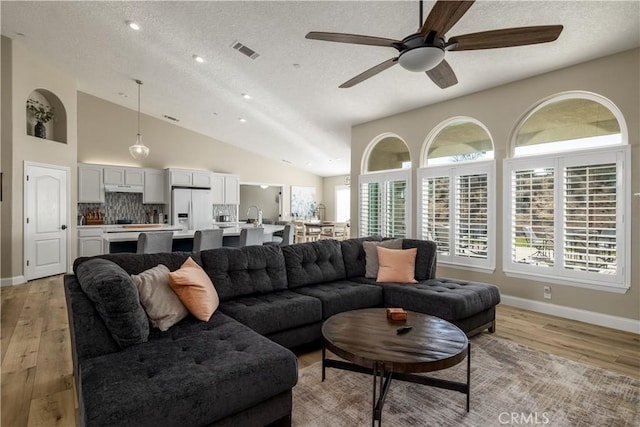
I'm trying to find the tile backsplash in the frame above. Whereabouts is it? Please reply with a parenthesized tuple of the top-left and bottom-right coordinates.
(79, 193, 165, 224)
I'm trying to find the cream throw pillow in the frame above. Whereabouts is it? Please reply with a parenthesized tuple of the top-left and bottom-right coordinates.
(168, 257, 219, 322)
(376, 247, 418, 284)
(363, 238, 403, 278)
(131, 264, 188, 331)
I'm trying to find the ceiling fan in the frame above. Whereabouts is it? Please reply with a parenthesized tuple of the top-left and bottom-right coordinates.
(306, 0, 563, 89)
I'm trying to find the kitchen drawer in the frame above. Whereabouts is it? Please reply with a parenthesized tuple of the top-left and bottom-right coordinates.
(79, 228, 104, 237)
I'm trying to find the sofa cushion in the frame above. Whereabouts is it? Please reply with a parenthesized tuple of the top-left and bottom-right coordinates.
(282, 239, 346, 288)
(363, 238, 403, 278)
(219, 291, 322, 335)
(131, 264, 188, 331)
(292, 280, 383, 319)
(75, 258, 149, 348)
(340, 236, 383, 278)
(381, 277, 501, 321)
(199, 245, 288, 302)
(169, 257, 219, 322)
(79, 312, 298, 427)
(402, 239, 438, 280)
(74, 251, 201, 276)
(376, 247, 418, 284)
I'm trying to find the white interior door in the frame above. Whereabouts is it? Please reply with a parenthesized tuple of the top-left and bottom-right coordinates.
(25, 163, 69, 280)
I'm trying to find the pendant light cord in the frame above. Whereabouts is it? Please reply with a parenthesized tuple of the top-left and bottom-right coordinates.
(136, 79, 142, 137)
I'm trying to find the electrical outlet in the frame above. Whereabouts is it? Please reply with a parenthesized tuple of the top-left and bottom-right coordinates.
(543, 286, 551, 299)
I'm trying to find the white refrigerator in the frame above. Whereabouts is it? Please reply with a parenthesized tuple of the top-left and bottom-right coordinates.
(172, 188, 213, 230)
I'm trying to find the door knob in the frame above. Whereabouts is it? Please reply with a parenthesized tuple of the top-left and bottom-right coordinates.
(61, 225, 67, 230)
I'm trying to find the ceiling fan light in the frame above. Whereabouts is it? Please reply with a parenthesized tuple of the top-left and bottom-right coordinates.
(398, 46, 445, 72)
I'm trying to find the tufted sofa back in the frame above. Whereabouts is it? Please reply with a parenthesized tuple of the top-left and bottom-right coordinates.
(281, 239, 347, 288)
(199, 245, 288, 301)
(339, 236, 383, 278)
(73, 251, 200, 276)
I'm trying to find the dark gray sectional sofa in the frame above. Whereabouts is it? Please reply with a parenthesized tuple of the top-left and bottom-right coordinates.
(65, 236, 500, 427)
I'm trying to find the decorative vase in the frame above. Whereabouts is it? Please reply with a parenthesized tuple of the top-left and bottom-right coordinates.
(34, 121, 46, 139)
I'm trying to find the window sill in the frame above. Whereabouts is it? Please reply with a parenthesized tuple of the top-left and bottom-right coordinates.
(503, 270, 629, 294)
(438, 261, 495, 275)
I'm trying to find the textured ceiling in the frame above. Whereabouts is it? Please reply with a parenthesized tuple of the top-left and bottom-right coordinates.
(2, 1, 639, 176)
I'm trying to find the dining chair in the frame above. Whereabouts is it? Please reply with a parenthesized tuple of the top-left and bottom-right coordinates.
(239, 227, 264, 246)
(136, 231, 173, 254)
(193, 229, 224, 251)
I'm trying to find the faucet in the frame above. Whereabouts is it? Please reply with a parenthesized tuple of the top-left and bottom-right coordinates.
(247, 205, 262, 226)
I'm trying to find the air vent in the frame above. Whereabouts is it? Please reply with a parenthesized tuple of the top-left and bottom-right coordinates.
(163, 115, 180, 122)
(231, 41, 260, 60)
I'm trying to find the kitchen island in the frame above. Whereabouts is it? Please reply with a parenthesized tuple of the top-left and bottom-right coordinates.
(101, 224, 284, 253)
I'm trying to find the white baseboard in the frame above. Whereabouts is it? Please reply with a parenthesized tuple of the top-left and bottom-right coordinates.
(501, 294, 640, 334)
(0, 276, 26, 287)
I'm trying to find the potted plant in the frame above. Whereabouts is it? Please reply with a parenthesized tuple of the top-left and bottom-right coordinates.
(26, 98, 54, 139)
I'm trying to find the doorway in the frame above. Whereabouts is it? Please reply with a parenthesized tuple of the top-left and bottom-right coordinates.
(239, 184, 283, 222)
(24, 162, 70, 281)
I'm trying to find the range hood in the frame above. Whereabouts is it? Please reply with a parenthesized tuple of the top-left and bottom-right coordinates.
(104, 184, 144, 193)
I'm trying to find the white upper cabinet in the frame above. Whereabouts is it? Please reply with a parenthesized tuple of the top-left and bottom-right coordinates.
(143, 169, 166, 204)
(168, 169, 212, 188)
(104, 166, 144, 186)
(212, 173, 240, 204)
(78, 165, 104, 203)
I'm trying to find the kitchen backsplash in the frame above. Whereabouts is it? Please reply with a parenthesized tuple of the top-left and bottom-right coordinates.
(213, 204, 239, 221)
(79, 193, 166, 224)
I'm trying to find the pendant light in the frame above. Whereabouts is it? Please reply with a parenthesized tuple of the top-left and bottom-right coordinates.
(129, 79, 150, 160)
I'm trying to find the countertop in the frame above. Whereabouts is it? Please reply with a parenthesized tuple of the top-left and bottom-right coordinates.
(102, 224, 284, 242)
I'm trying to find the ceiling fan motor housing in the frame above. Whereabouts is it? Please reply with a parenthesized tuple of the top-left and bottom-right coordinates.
(398, 33, 445, 72)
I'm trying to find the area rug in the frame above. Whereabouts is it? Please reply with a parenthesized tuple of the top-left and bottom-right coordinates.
(292, 334, 639, 426)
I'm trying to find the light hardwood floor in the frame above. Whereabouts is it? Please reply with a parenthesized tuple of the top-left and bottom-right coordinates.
(2, 275, 639, 426)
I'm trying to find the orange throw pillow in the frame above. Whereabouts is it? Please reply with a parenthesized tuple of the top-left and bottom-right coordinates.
(376, 246, 418, 284)
(168, 257, 219, 321)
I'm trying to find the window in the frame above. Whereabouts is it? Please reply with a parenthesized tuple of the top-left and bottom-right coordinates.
(418, 163, 494, 270)
(335, 185, 351, 223)
(365, 136, 411, 172)
(359, 170, 411, 238)
(418, 118, 495, 271)
(504, 93, 629, 292)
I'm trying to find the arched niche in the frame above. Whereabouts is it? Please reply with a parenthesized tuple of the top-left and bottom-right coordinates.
(25, 88, 67, 144)
(362, 133, 411, 173)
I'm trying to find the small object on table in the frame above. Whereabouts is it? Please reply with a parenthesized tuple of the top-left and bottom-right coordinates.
(396, 325, 413, 335)
(386, 307, 407, 321)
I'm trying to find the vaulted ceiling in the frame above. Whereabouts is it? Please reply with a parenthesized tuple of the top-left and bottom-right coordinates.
(2, 1, 638, 176)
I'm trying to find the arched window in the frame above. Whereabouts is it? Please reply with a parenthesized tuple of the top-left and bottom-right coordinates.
(365, 136, 411, 172)
(504, 92, 629, 292)
(418, 118, 495, 271)
(359, 134, 412, 238)
(425, 118, 493, 166)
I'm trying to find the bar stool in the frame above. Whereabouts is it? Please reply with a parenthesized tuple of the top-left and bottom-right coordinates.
(136, 231, 173, 254)
(265, 224, 294, 246)
(239, 227, 264, 247)
(193, 229, 224, 251)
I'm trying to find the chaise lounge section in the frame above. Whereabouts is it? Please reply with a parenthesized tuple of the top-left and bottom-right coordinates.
(65, 236, 500, 426)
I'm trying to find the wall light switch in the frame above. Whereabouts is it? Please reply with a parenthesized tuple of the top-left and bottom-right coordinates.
(543, 286, 551, 299)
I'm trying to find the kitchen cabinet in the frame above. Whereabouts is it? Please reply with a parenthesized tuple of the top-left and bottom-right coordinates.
(104, 166, 144, 186)
(168, 169, 212, 188)
(212, 173, 240, 204)
(78, 227, 104, 257)
(143, 169, 166, 204)
(78, 165, 104, 203)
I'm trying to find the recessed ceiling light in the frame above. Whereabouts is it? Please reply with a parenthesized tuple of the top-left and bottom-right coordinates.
(306, 162, 312, 166)
(239, 118, 247, 123)
(328, 159, 333, 163)
(293, 63, 301, 69)
(192, 55, 204, 63)
(126, 21, 141, 31)
(15, 32, 25, 37)
(282, 159, 292, 164)
(118, 92, 128, 98)
(242, 93, 251, 100)
(212, 112, 218, 116)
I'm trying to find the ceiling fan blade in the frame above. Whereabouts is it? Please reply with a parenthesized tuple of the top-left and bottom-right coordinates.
(426, 59, 458, 89)
(448, 25, 564, 51)
(420, 1, 475, 36)
(339, 58, 398, 88)
(306, 32, 401, 48)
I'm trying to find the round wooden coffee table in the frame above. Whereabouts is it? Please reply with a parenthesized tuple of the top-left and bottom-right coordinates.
(321, 308, 470, 426)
